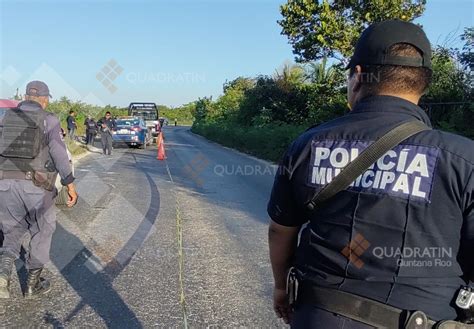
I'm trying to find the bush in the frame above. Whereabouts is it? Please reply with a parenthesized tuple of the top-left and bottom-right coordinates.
(192, 121, 307, 162)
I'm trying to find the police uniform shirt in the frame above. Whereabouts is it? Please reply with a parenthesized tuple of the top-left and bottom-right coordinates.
(267, 95, 474, 320)
(99, 117, 116, 132)
(67, 115, 76, 130)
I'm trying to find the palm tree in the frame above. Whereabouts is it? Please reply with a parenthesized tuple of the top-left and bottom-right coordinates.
(305, 57, 339, 85)
(274, 63, 306, 92)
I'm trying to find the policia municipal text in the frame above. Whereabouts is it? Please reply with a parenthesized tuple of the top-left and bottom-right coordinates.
(0, 81, 78, 299)
(268, 21, 474, 328)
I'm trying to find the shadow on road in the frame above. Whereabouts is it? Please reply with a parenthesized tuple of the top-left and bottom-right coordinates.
(52, 225, 143, 328)
(0, 154, 161, 328)
(52, 171, 161, 328)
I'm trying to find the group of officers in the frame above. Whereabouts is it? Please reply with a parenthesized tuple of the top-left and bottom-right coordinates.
(0, 19, 472, 328)
(84, 113, 117, 156)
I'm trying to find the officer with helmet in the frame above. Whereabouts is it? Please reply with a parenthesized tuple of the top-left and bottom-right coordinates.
(268, 20, 474, 328)
(0, 81, 78, 299)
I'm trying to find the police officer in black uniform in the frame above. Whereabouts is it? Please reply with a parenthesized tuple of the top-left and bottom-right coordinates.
(268, 20, 474, 328)
(84, 115, 98, 145)
(97, 111, 116, 155)
(0, 81, 78, 299)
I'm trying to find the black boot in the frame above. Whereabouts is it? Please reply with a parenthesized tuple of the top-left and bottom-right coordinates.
(24, 268, 51, 299)
(0, 252, 15, 299)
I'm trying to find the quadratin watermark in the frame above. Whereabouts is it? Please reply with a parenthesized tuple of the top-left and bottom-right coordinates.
(96, 59, 123, 94)
(126, 71, 206, 84)
(184, 153, 210, 187)
(341, 232, 454, 269)
(341, 233, 371, 269)
(372, 246, 453, 268)
(213, 164, 277, 177)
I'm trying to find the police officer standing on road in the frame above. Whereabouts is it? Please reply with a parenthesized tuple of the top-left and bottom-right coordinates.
(268, 20, 474, 328)
(0, 81, 78, 299)
(84, 115, 98, 145)
(97, 111, 116, 156)
(66, 110, 77, 140)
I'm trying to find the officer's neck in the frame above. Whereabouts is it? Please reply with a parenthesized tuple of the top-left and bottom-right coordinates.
(375, 92, 421, 105)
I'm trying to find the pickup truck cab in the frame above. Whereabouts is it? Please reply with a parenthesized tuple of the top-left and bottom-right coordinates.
(128, 102, 160, 138)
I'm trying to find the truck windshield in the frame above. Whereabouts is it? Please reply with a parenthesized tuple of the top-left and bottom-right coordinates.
(131, 111, 157, 121)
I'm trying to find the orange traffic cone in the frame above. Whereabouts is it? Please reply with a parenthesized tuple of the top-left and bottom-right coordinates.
(157, 134, 166, 160)
(156, 133, 163, 147)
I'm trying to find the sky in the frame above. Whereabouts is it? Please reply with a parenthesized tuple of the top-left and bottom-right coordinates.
(0, 0, 472, 108)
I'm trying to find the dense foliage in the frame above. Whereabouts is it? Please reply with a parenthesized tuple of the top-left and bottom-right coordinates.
(279, 0, 426, 62)
(192, 25, 473, 161)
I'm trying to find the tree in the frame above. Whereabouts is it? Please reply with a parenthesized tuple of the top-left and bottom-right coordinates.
(273, 63, 306, 92)
(223, 77, 254, 94)
(459, 27, 473, 72)
(237, 75, 309, 125)
(304, 57, 343, 86)
(215, 77, 255, 121)
(194, 97, 213, 122)
(279, 0, 426, 63)
(424, 47, 468, 103)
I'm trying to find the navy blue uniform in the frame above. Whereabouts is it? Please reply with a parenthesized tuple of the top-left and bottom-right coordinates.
(97, 117, 116, 155)
(267, 95, 474, 321)
(66, 114, 76, 139)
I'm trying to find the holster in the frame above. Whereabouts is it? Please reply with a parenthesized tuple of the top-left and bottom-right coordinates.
(32, 171, 57, 191)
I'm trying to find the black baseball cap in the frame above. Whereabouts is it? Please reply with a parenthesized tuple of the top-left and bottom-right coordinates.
(25, 80, 52, 98)
(347, 20, 432, 70)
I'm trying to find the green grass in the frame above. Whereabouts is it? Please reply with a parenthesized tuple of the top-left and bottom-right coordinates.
(192, 121, 308, 162)
(65, 138, 87, 157)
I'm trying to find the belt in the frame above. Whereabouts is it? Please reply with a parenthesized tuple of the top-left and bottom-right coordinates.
(0, 170, 33, 180)
(298, 284, 472, 329)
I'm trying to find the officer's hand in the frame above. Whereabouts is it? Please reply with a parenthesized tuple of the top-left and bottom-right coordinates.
(66, 184, 78, 208)
(273, 287, 292, 324)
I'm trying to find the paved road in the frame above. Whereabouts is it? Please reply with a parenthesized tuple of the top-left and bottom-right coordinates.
(0, 126, 285, 328)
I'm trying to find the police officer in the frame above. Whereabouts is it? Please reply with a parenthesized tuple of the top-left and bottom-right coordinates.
(0, 81, 78, 299)
(66, 110, 77, 140)
(97, 111, 116, 155)
(84, 115, 98, 145)
(267, 20, 474, 328)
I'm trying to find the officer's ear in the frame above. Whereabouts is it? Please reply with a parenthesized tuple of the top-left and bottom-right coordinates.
(38, 96, 49, 109)
(350, 65, 363, 93)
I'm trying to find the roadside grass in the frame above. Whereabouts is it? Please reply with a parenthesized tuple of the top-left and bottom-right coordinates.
(192, 121, 307, 162)
(65, 138, 87, 157)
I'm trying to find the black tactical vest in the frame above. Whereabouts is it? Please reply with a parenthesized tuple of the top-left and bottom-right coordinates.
(0, 104, 50, 174)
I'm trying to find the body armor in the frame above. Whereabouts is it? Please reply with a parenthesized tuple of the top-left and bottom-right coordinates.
(0, 105, 57, 190)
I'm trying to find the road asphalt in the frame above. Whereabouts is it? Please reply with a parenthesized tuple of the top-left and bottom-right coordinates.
(0, 126, 287, 328)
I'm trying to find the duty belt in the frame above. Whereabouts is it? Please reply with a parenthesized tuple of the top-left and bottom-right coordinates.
(298, 283, 474, 329)
(0, 170, 33, 180)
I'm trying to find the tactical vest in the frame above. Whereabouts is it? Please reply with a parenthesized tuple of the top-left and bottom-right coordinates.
(0, 105, 57, 190)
